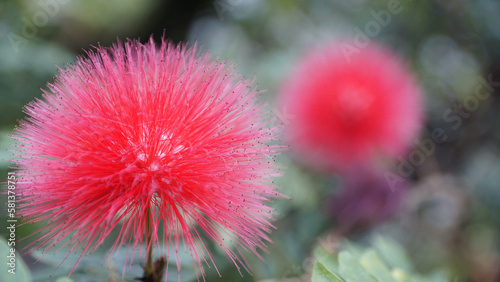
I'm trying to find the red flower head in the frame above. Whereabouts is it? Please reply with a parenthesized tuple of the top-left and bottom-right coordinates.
(11, 39, 282, 279)
(279, 42, 423, 172)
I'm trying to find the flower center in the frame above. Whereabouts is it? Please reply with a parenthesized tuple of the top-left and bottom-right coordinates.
(336, 86, 374, 123)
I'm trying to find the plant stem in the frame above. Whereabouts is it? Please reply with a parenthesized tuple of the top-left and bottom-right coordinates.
(144, 205, 154, 276)
(139, 205, 166, 282)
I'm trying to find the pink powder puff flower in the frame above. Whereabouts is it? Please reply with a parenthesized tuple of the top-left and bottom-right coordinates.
(279, 42, 423, 172)
(11, 38, 283, 280)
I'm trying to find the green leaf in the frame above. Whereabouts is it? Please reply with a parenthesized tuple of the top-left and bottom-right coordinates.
(391, 268, 412, 282)
(313, 247, 339, 274)
(420, 269, 450, 282)
(338, 251, 376, 282)
(372, 236, 412, 272)
(54, 278, 74, 282)
(310, 236, 449, 282)
(0, 237, 32, 282)
(359, 249, 396, 282)
(312, 261, 344, 282)
(341, 240, 365, 259)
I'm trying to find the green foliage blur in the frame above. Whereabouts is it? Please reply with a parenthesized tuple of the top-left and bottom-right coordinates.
(1, 0, 500, 281)
(311, 236, 448, 282)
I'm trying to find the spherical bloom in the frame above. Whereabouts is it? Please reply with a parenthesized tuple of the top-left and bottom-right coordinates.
(11, 39, 282, 278)
(279, 42, 423, 172)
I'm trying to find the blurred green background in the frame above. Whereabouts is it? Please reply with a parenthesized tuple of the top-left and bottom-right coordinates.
(1, 0, 500, 281)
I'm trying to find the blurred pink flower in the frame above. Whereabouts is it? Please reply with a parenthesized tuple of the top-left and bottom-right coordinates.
(279, 42, 423, 172)
(12, 39, 282, 278)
